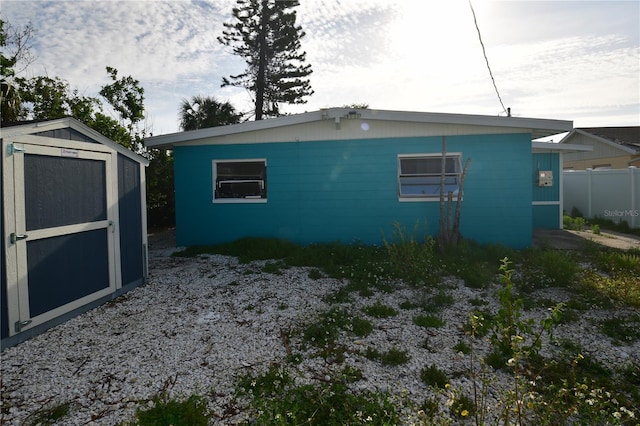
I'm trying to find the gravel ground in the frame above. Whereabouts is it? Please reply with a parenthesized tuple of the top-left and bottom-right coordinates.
(1, 234, 639, 425)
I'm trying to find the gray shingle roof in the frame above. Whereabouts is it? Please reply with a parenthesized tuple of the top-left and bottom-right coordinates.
(578, 126, 640, 151)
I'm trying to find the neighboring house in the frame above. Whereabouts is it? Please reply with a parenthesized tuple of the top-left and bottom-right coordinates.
(145, 108, 573, 250)
(560, 127, 640, 169)
(1, 118, 149, 349)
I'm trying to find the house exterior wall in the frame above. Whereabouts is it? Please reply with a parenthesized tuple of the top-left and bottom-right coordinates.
(562, 133, 635, 169)
(174, 133, 534, 248)
(563, 155, 634, 170)
(532, 152, 562, 228)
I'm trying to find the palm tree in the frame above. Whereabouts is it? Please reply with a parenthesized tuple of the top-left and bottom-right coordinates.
(179, 96, 242, 131)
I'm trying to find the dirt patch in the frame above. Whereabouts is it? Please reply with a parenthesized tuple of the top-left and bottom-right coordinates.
(147, 228, 176, 251)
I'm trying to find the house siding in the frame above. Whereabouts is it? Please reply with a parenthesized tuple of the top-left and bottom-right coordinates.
(532, 152, 561, 229)
(174, 133, 533, 249)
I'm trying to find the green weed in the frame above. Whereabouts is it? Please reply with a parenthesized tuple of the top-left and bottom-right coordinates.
(362, 301, 398, 318)
(26, 402, 70, 426)
(237, 367, 400, 425)
(129, 395, 209, 426)
(364, 346, 410, 366)
(420, 364, 448, 389)
(600, 314, 640, 345)
(413, 314, 445, 328)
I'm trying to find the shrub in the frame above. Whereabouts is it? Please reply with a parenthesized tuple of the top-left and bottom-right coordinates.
(383, 221, 440, 286)
(238, 369, 400, 425)
(362, 301, 398, 318)
(132, 395, 209, 426)
(420, 364, 448, 389)
(413, 314, 445, 328)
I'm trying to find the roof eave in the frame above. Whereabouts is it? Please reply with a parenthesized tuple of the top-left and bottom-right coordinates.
(143, 108, 573, 148)
(532, 141, 593, 153)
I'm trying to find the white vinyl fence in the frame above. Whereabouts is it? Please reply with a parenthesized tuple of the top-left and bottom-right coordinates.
(563, 166, 639, 228)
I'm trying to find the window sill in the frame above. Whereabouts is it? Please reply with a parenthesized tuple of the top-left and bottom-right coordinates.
(213, 198, 268, 204)
(398, 197, 461, 202)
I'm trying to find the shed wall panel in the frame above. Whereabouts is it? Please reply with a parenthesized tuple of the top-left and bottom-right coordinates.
(175, 133, 533, 248)
(117, 154, 144, 286)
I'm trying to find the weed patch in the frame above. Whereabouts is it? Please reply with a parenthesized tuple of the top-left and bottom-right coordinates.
(362, 301, 398, 318)
(413, 314, 445, 328)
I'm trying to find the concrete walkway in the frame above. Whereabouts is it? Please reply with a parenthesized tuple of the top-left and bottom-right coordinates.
(533, 228, 640, 250)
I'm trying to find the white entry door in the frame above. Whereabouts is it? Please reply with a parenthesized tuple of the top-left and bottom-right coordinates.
(3, 136, 118, 336)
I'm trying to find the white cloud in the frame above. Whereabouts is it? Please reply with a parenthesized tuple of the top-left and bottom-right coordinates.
(1, 0, 638, 133)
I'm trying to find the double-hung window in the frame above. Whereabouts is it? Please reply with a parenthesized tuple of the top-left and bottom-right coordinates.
(213, 159, 267, 202)
(398, 154, 462, 200)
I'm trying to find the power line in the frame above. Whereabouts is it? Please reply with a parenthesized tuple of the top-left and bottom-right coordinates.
(468, 0, 509, 116)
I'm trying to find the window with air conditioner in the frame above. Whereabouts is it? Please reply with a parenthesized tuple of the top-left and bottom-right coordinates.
(213, 159, 267, 202)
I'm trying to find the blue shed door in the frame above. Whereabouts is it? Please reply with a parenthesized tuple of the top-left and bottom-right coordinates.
(3, 138, 117, 337)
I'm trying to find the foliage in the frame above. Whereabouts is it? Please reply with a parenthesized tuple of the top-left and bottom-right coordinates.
(145, 149, 175, 229)
(25, 402, 70, 426)
(420, 364, 449, 389)
(563, 214, 585, 231)
(362, 301, 398, 318)
(18, 75, 100, 122)
(302, 307, 371, 348)
(237, 367, 400, 425)
(179, 95, 241, 130)
(382, 221, 440, 286)
(441, 240, 511, 289)
(364, 346, 410, 366)
(218, 0, 313, 120)
(128, 395, 209, 426)
(600, 314, 640, 345)
(517, 248, 580, 291)
(0, 19, 34, 122)
(413, 314, 445, 328)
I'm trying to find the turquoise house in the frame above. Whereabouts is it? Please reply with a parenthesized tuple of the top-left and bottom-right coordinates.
(145, 109, 573, 249)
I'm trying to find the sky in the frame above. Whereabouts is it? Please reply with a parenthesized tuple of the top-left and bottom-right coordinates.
(1, 0, 639, 137)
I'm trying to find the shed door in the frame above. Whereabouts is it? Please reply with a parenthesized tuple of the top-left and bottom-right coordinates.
(3, 139, 117, 336)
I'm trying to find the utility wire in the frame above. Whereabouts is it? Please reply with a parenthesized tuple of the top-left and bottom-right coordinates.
(468, 0, 509, 116)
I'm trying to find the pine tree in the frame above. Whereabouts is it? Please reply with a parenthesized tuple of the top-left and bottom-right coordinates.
(218, 0, 313, 120)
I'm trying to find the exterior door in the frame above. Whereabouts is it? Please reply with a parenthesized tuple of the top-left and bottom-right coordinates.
(3, 136, 118, 337)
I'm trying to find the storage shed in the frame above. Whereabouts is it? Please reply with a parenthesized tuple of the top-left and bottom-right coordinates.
(1, 118, 148, 349)
(145, 108, 572, 250)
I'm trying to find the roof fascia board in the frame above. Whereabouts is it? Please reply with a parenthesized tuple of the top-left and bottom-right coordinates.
(145, 110, 323, 148)
(562, 128, 637, 155)
(144, 108, 573, 148)
(532, 141, 593, 152)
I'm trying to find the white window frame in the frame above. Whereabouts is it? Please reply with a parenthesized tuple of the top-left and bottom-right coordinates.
(398, 153, 463, 202)
(213, 158, 267, 203)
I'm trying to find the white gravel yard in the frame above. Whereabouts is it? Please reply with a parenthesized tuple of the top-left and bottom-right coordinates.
(1, 234, 639, 425)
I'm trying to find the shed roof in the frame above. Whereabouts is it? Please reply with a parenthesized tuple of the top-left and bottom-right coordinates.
(560, 127, 640, 154)
(0, 117, 149, 165)
(144, 108, 573, 148)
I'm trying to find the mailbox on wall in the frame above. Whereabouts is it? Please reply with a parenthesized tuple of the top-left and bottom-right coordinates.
(538, 170, 553, 187)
